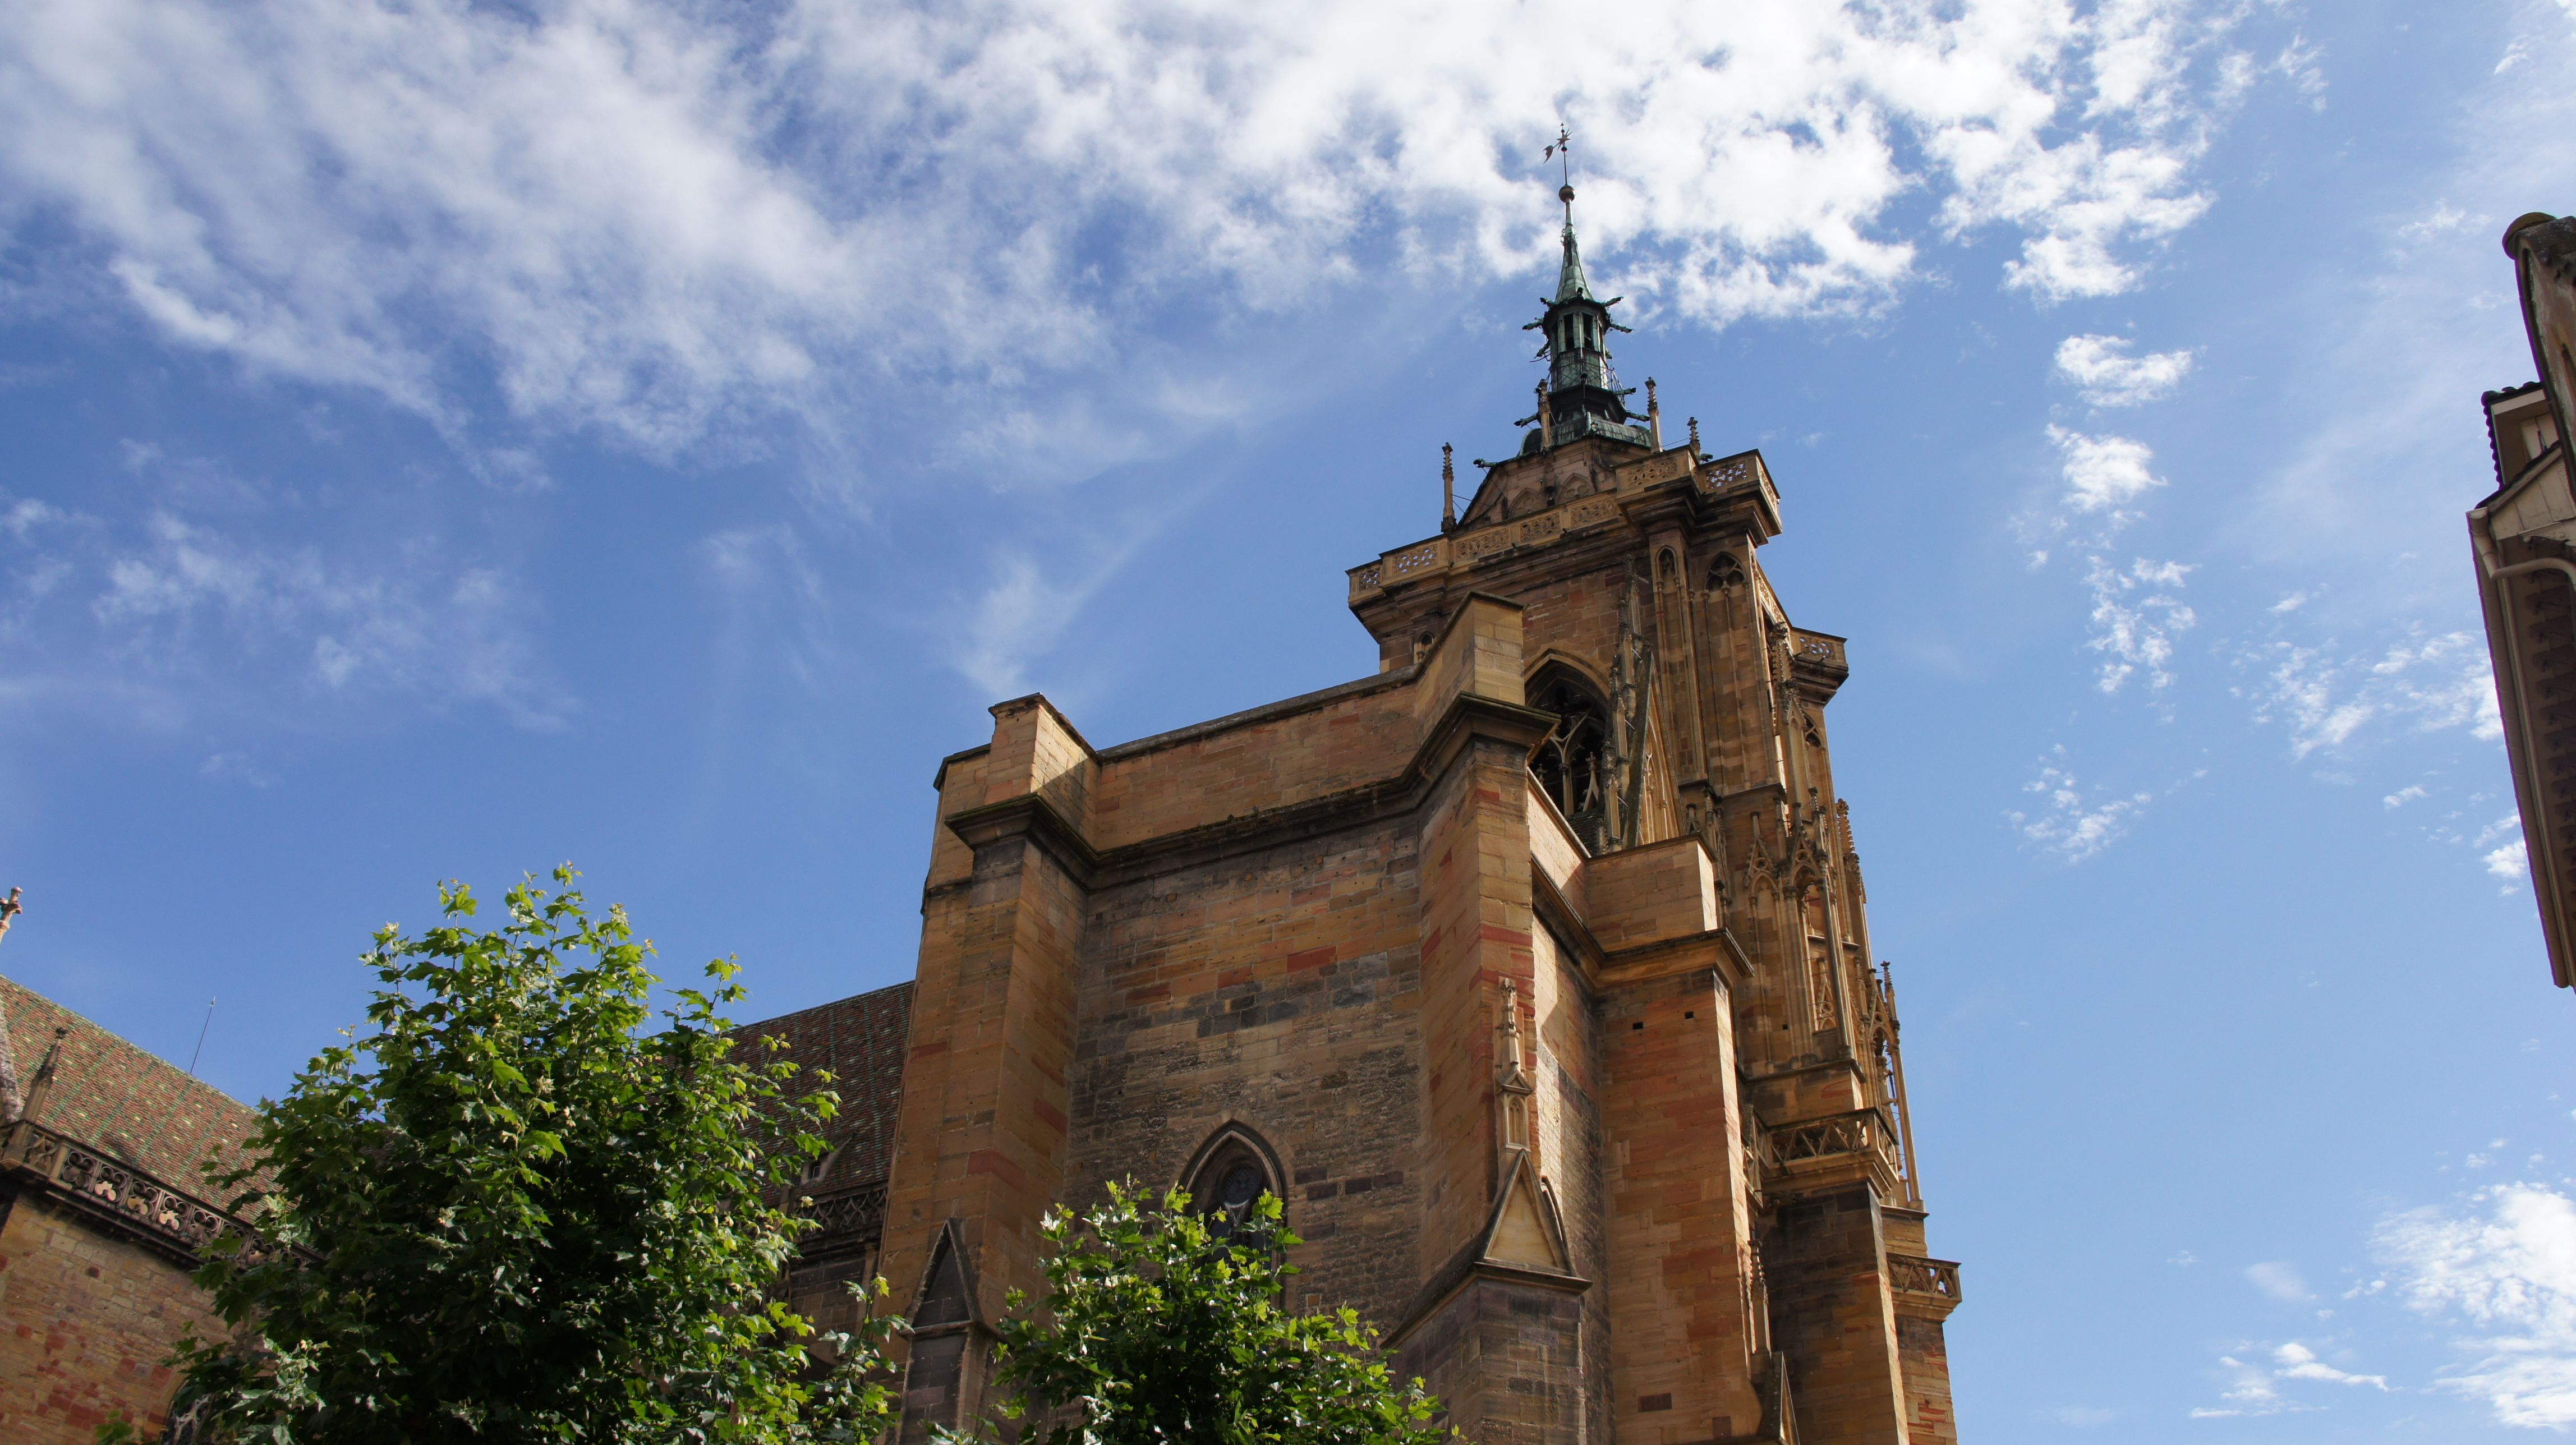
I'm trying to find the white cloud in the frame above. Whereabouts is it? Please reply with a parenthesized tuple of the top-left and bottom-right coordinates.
(2248, 1260, 2313, 1302)
(2009, 752, 2156, 860)
(2481, 814, 2531, 881)
(2085, 556, 2195, 693)
(2049, 427, 2166, 514)
(2190, 1340, 2385, 1418)
(2379, 1183, 2576, 1428)
(2397, 201, 2471, 245)
(2237, 631, 2501, 761)
(2271, 33, 2327, 111)
(0, 0, 2258, 462)
(2272, 1341, 2385, 1389)
(2385, 784, 2428, 809)
(2053, 333, 2196, 405)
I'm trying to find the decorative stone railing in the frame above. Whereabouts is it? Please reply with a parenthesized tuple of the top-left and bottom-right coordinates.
(1791, 629, 1847, 671)
(1764, 1107, 1906, 1200)
(0, 1119, 258, 1264)
(1348, 447, 1776, 603)
(797, 1175, 889, 1242)
(1769, 1108, 1893, 1164)
(1700, 449, 1780, 517)
(1887, 1252, 1963, 1317)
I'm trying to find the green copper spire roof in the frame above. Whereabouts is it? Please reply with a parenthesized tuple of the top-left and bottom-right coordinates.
(1554, 183, 1595, 303)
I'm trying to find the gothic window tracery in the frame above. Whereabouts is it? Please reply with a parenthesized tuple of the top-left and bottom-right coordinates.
(1184, 1126, 1282, 1236)
(1706, 553, 1745, 592)
(1528, 674, 1612, 850)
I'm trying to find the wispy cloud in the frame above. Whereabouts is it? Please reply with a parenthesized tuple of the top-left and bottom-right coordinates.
(2247, 1260, 2313, 1302)
(0, 482, 567, 732)
(2190, 1341, 2386, 1419)
(2053, 333, 2196, 406)
(2235, 631, 2500, 761)
(2377, 1183, 2576, 1428)
(0, 0, 2261, 465)
(2009, 749, 2152, 860)
(2085, 556, 2196, 694)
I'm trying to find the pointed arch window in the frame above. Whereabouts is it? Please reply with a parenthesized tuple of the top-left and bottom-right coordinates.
(1183, 1125, 1284, 1236)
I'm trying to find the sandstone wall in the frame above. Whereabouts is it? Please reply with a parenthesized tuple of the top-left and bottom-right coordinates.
(0, 1191, 220, 1444)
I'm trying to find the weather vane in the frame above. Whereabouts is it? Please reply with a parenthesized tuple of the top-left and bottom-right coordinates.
(1544, 125, 1575, 222)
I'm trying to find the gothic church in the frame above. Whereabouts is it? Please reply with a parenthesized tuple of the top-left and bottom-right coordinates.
(751, 185, 1966, 1445)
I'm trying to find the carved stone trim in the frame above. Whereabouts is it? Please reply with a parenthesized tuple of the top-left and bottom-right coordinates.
(0, 1120, 263, 1269)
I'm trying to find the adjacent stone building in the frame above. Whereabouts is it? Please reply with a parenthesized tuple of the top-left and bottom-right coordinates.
(0, 978, 260, 1444)
(755, 190, 1965, 1445)
(2471, 211, 2576, 990)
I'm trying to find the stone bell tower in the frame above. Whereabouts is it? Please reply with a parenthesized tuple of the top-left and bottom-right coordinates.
(1344, 181, 1960, 1443)
(851, 180, 1963, 1445)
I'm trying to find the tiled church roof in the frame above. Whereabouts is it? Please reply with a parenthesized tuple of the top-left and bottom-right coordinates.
(738, 981, 913, 1186)
(0, 975, 261, 1193)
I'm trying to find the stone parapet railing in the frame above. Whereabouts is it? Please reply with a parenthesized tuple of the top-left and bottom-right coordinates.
(796, 1174, 889, 1244)
(1764, 1107, 1905, 1200)
(0, 1118, 259, 1267)
(1348, 448, 1777, 603)
(1887, 1251, 1963, 1319)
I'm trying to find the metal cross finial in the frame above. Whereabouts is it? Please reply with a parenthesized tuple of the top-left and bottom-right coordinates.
(1688, 416, 1702, 452)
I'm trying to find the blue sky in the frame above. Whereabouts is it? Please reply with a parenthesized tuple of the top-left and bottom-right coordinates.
(4, 0, 2575, 1436)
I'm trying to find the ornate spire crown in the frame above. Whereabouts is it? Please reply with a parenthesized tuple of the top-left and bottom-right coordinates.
(1512, 154, 1649, 456)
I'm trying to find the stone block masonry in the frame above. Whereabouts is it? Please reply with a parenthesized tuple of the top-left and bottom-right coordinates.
(0, 1189, 225, 1444)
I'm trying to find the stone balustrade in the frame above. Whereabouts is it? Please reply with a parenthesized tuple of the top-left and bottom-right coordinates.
(1887, 1251, 1963, 1318)
(0, 1119, 259, 1266)
(1347, 448, 1775, 602)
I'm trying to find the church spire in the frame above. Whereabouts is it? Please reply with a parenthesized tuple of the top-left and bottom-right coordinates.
(1514, 171, 1648, 455)
(1554, 185, 1596, 305)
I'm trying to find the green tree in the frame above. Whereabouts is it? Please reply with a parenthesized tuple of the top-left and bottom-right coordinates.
(964, 1183, 1453, 1445)
(165, 867, 901, 1445)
